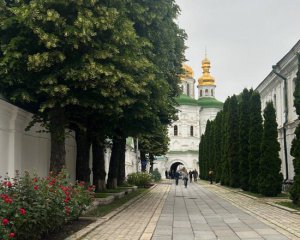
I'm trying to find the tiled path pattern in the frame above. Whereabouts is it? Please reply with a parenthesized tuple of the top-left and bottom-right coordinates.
(200, 181, 300, 239)
(82, 184, 170, 240)
(80, 180, 300, 240)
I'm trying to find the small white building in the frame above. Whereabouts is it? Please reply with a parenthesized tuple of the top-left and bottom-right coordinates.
(256, 40, 300, 181)
(155, 57, 223, 178)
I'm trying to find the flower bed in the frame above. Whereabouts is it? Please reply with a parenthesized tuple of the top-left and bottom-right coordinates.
(0, 170, 94, 240)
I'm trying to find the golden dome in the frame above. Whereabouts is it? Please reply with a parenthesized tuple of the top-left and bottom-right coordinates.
(181, 63, 194, 80)
(198, 57, 215, 86)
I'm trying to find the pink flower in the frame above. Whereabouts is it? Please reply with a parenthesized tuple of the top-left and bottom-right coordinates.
(9, 232, 15, 238)
(20, 208, 26, 215)
(34, 185, 39, 190)
(2, 218, 9, 225)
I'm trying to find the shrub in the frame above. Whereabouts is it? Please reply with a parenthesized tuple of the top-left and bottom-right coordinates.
(127, 172, 153, 187)
(151, 168, 161, 182)
(0, 169, 94, 240)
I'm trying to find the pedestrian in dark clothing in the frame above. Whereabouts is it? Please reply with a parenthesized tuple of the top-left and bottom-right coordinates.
(165, 170, 168, 179)
(189, 170, 193, 183)
(193, 169, 198, 182)
(208, 169, 213, 184)
(174, 171, 180, 185)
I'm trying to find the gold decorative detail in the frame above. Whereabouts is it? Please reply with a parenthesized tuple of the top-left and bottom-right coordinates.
(181, 63, 194, 80)
(198, 57, 215, 86)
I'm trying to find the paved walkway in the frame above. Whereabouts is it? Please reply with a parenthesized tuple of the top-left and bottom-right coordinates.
(77, 180, 300, 240)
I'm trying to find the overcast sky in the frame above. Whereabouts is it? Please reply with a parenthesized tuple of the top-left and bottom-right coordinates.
(175, 0, 300, 101)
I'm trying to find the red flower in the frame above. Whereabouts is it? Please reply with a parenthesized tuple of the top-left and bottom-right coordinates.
(2, 218, 9, 225)
(33, 177, 38, 182)
(20, 208, 26, 215)
(2, 181, 12, 188)
(9, 232, 15, 238)
(65, 206, 71, 215)
(34, 185, 39, 190)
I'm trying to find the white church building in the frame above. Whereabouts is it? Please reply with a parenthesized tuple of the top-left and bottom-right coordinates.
(156, 57, 223, 177)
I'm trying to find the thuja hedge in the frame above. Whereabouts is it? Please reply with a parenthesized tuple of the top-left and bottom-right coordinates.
(0, 170, 94, 240)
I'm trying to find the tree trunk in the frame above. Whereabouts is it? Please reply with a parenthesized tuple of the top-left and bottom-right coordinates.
(75, 127, 91, 183)
(49, 107, 66, 174)
(92, 136, 106, 191)
(149, 153, 154, 173)
(141, 151, 147, 172)
(107, 135, 122, 189)
(117, 136, 127, 185)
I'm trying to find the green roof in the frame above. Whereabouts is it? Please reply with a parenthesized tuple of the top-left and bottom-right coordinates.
(176, 94, 223, 109)
(176, 94, 199, 106)
(197, 97, 223, 108)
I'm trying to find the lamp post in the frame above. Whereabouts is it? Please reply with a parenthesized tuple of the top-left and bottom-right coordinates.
(272, 65, 289, 180)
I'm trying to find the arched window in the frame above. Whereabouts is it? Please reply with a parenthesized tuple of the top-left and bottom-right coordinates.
(174, 125, 178, 136)
(187, 84, 190, 96)
(200, 90, 203, 97)
(211, 89, 214, 96)
(205, 89, 209, 96)
(190, 126, 194, 136)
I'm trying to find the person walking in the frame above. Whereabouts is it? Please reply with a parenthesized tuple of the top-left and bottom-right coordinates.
(193, 169, 198, 182)
(208, 169, 214, 184)
(174, 171, 180, 185)
(189, 170, 193, 183)
(181, 167, 188, 188)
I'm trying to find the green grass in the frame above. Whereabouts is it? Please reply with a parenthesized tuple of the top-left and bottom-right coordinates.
(277, 201, 300, 211)
(94, 192, 110, 198)
(241, 191, 289, 199)
(84, 188, 148, 217)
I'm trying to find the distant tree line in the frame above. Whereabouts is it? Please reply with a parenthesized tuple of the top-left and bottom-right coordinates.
(0, 0, 186, 190)
(199, 89, 284, 197)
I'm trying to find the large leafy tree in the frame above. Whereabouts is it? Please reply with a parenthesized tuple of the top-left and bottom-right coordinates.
(290, 54, 300, 205)
(259, 102, 283, 196)
(239, 89, 252, 190)
(248, 92, 263, 193)
(0, 0, 150, 174)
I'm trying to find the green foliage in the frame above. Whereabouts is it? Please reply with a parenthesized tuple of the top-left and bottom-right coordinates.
(0, 170, 94, 240)
(290, 54, 300, 205)
(127, 172, 153, 187)
(214, 112, 223, 183)
(259, 102, 283, 196)
(248, 92, 263, 193)
(239, 89, 252, 190)
(151, 168, 162, 182)
(228, 95, 240, 187)
(199, 134, 205, 179)
(221, 98, 230, 186)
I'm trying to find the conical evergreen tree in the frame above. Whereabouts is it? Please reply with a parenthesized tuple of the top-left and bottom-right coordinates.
(214, 111, 223, 183)
(227, 95, 240, 187)
(239, 88, 252, 190)
(199, 134, 205, 179)
(248, 92, 263, 193)
(258, 102, 283, 196)
(209, 120, 216, 173)
(221, 98, 230, 185)
(204, 120, 211, 180)
(290, 54, 300, 205)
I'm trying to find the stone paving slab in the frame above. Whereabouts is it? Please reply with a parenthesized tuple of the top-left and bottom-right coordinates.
(200, 181, 300, 239)
(152, 180, 294, 240)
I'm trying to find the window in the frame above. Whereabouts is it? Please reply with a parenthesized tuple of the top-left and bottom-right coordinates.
(211, 89, 214, 96)
(174, 125, 178, 136)
(187, 84, 190, 96)
(190, 126, 194, 136)
(205, 89, 208, 96)
(200, 90, 203, 97)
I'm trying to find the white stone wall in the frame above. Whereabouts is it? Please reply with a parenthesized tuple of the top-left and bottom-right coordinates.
(180, 78, 195, 98)
(199, 107, 220, 136)
(0, 99, 76, 180)
(0, 99, 138, 183)
(256, 40, 300, 180)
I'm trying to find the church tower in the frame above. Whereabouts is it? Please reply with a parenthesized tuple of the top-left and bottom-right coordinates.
(197, 57, 216, 99)
(180, 63, 195, 98)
